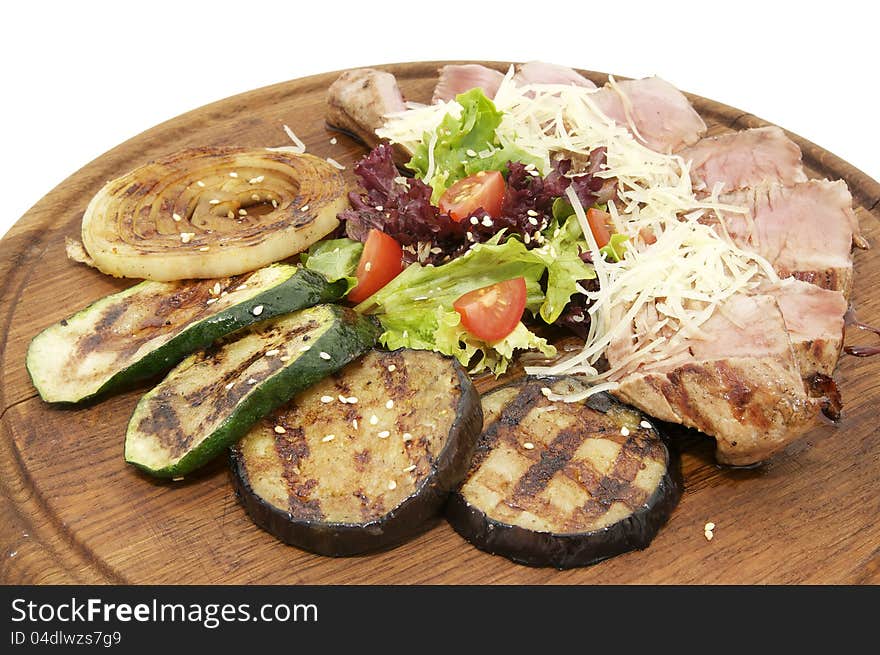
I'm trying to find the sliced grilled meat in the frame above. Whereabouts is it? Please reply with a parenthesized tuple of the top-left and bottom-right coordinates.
(513, 61, 596, 88)
(679, 126, 807, 194)
(326, 68, 409, 164)
(432, 64, 505, 103)
(592, 77, 707, 153)
(230, 348, 481, 556)
(719, 180, 863, 295)
(446, 377, 681, 569)
(609, 294, 820, 466)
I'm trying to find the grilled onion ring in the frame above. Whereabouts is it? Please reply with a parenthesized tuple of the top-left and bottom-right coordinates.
(81, 147, 347, 280)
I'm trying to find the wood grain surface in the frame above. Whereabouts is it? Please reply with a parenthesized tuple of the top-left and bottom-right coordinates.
(1, 62, 878, 584)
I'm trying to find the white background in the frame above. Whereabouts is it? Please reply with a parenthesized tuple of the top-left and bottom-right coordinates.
(1, 0, 877, 240)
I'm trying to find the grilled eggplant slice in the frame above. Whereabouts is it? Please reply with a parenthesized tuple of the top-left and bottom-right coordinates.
(27, 265, 346, 403)
(124, 305, 379, 478)
(446, 377, 681, 569)
(230, 348, 482, 556)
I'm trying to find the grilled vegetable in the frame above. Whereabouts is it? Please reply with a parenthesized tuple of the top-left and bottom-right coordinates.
(446, 377, 681, 569)
(80, 147, 346, 280)
(26, 266, 345, 404)
(124, 305, 379, 478)
(230, 348, 482, 556)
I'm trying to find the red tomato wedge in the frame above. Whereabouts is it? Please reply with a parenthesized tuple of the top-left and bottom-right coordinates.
(586, 208, 613, 249)
(347, 229, 404, 303)
(439, 170, 505, 222)
(453, 277, 527, 342)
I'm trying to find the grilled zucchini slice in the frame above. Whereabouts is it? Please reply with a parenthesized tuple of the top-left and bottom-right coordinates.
(446, 377, 681, 569)
(124, 305, 379, 478)
(26, 265, 346, 403)
(230, 348, 482, 556)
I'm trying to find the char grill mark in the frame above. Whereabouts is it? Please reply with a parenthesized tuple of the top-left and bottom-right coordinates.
(511, 430, 582, 504)
(274, 426, 324, 521)
(468, 383, 547, 471)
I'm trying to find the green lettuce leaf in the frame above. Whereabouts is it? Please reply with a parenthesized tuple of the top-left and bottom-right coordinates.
(534, 215, 597, 323)
(300, 238, 363, 293)
(407, 88, 543, 201)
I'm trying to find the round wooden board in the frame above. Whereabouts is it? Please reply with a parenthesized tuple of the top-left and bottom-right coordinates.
(2, 62, 878, 584)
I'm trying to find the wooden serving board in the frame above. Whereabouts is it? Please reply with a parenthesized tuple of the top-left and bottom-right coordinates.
(2, 62, 878, 584)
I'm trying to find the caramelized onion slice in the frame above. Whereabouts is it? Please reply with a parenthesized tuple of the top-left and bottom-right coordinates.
(81, 147, 347, 280)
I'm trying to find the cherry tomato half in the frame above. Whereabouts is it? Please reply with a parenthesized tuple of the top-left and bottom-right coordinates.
(347, 229, 404, 303)
(438, 170, 506, 222)
(586, 208, 613, 249)
(453, 277, 527, 342)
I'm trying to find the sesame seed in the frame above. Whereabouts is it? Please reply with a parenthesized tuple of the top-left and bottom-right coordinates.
(524, 233, 531, 244)
(378, 430, 390, 439)
(465, 148, 477, 157)
(229, 171, 238, 178)
(272, 200, 278, 208)
(402, 464, 416, 473)
(385, 400, 394, 409)
(352, 419, 359, 430)
(199, 246, 210, 252)
(705, 531, 714, 541)
(212, 282, 222, 295)
(481, 216, 493, 227)
(236, 284, 248, 291)
(387, 480, 397, 490)
(330, 137, 337, 145)
(320, 396, 334, 403)
(540, 387, 552, 397)
(322, 434, 335, 443)
(528, 169, 540, 177)
(224, 382, 234, 390)
(172, 212, 182, 221)
(299, 345, 310, 352)
(238, 208, 248, 216)
(265, 349, 280, 357)
(375, 205, 384, 211)
(470, 216, 479, 225)
(705, 522, 716, 531)
(466, 232, 475, 242)
(429, 247, 442, 254)
(338, 394, 348, 403)
(640, 420, 652, 429)
(274, 425, 286, 434)
(348, 396, 358, 404)
(369, 415, 379, 425)
(209, 199, 220, 205)
(251, 194, 260, 201)
(620, 426, 630, 436)
(365, 262, 372, 272)
(301, 204, 310, 212)
(206, 298, 217, 305)
(197, 180, 206, 187)
(523, 442, 535, 450)
(252, 305, 264, 316)
(279, 355, 291, 362)
(402, 433, 413, 441)
(524, 163, 536, 171)
(227, 210, 235, 219)
(247, 378, 257, 385)
(387, 364, 397, 372)
(319, 351, 331, 360)
(249, 175, 264, 184)
(528, 216, 538, 226)
(172, 476, 184, 482)
(180, 232, 194, 244)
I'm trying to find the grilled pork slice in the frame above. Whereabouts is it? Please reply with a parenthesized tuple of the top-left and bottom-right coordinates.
(230, 349, 481, 556)
(447, 377, 681, 569)
(513, 61, 596, 88)
(679, 126, 807, 194)
(719, 180, 861, 296)
(763, 279, 847, 378)
(592, 77, 707, 153)
(609, 294, 819, 466)
(432, 64, 505, 103)
(326, 68, 407, 153)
